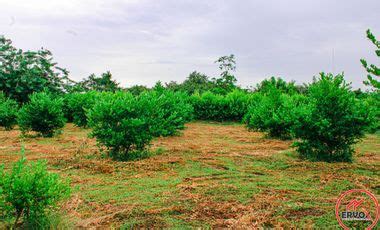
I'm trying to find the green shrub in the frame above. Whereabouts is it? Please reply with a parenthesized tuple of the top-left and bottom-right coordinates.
(0, 93, 18, 130)
(17, 92, 66, 137)
(191, 90, 253, 122)
(294, 73, 374, 162)
(62, 95, 74, 123)
(64, 91, 99, 127)
(88, 90, 194, 160)
(225, 89, 253, 121)
(0, 155, 71, 227)
(244, 90, 307, 139)
(362, 92, 380, 133)
(139, 90, 194, 137)
(87, 92, 155, 160)
(190, 92, 228, 121)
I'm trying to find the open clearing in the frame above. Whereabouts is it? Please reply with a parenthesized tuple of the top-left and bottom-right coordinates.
(0, 122, 379, 228)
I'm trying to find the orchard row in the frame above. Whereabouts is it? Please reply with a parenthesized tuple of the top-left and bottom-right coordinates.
(1, 72, 377, 162)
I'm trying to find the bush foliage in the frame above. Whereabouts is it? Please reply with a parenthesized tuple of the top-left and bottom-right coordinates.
(363, 92, 380, 132)
(225, 90, 254, 121)
(72, 71, 121, 93)
(87, 92, 155, 159)
(0, 155, 70, 227)
(88, 90, 194, 160)
(360, 29, 380, 90)
(0, 93, 18, 130)
(139, 90, 193, 137)
(244, 89, 307, 139)
(191, 90, 252, 121)
(190, 91, 228, 121)
(64, 91, 99, 127)
(17, 92, 66, 137)
(294, 73, 373, 162)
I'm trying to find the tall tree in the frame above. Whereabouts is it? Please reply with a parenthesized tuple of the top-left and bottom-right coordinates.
(0, 36, 69, 103)
(213, 54, 237, 94)
(182, 71, 213, 94)
(164, 71, 213, 94)
(360, 29, 380, 90)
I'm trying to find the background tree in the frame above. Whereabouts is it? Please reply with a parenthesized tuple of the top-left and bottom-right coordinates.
(165, 71, 214, 94)
(255, 77, 299, 95)
(152, 81, 165, 92)
(0, 36, 69, 103)
(76, 71, 120, 92)
(164, 81, 182, 92)
(182, 71, 213, 94)
(213, 54, 237, 94)
(360, 29, 380, 90)
(163, 56, 239, 95)
(126, 85, 149, 96)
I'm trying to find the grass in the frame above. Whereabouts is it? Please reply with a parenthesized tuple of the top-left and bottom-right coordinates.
(0, 122, 379, 228)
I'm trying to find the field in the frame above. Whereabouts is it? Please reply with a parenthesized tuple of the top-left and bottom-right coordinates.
(0, 122, 379, 228)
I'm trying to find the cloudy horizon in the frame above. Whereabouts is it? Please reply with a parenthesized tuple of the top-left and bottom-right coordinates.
(1, 0, 379, 89)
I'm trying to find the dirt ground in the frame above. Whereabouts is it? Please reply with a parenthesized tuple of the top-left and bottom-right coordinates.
(0, 122, 379, 228)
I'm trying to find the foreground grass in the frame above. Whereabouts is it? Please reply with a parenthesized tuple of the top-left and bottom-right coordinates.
(0, 122, 379, 228)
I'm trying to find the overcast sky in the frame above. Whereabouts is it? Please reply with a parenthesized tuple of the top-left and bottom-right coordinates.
(1, 0, 379, 88)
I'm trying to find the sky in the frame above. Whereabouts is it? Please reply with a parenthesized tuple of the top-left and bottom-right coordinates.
(0, 0, 379, 89)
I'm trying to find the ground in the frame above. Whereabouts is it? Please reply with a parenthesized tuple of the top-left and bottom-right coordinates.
(0, 122, 379, 228)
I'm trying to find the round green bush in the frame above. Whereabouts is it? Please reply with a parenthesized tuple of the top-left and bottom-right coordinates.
(244, 90, 307, 139)
(139, 90, 194, 137)
(294, 73, 374, 162)
(0, 155, 71, 227)
(17, 92, 66, 137)
(88, 90, 194, 160)
(87, 92, 155, 160)
(0, 93, 18, 130)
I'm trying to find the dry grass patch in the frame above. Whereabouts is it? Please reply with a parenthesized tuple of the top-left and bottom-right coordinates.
(0, 122, 378, 228)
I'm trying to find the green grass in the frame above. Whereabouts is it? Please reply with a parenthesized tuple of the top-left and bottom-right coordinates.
(0, 123, 379, 228)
